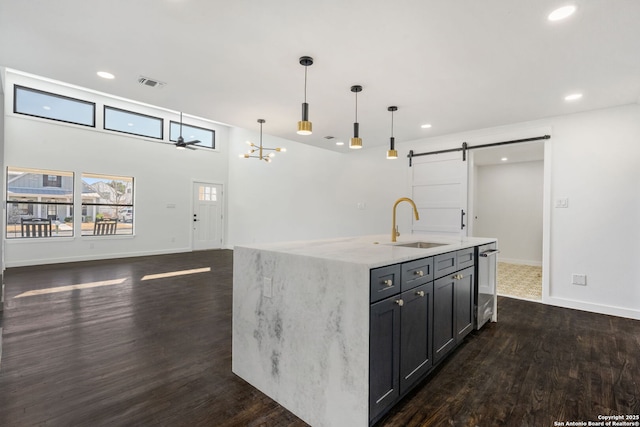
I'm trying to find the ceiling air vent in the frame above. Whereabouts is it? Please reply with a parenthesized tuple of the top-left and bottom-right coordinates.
(137, 76, 166, 89)
(324, 136, 335, 140)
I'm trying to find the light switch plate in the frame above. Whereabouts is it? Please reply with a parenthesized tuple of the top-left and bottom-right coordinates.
(555, 198, 569, 208)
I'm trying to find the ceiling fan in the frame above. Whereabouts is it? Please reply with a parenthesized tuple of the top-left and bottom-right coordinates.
(175, 112, 200, 150)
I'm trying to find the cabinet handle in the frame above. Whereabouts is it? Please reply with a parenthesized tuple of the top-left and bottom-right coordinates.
(383, 279, 393, 287)
(395, 299, 404, 307)
(415, 270, 424, 277)
(416, 290, 425, 297)
(453, 274, 464, 280)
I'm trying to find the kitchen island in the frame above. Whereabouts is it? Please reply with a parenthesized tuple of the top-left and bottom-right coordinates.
(232, 234, 497, 427)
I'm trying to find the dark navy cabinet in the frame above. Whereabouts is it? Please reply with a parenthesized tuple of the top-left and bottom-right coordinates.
(455, 266, 475, 341)
(433, 273, 456, 363)
(369, 294, 401, 421)
(370, 248, 477, 425)
(399, 282, 433, 394)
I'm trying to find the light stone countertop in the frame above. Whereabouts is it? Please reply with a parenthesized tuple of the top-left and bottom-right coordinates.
(232, 233, 498, 427)
(235, 234, 497, 269)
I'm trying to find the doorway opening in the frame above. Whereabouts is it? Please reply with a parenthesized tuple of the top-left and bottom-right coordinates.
(469, 141, 545, 301)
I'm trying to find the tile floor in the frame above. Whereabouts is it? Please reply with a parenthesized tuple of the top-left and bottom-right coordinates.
(497, 262, 542, 301)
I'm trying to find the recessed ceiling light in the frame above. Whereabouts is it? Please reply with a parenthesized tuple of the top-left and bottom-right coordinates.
(548, 5, 576, 21)
(97, 71, 115, 79)
(127, 123, 134, 127)
(421, 124, 432, 129)
(501, 157, 508, 162)
(43, 105, 51, 110)
(336, 141, 344, 146)
(564, 93, 583, 101)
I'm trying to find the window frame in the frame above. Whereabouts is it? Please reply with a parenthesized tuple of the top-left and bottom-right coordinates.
(103, 105, 164, 140)
(81, 173, 135, 237)
(13, 85, 96, 127)
(169, 120, 216, 149)
(6, 167, 76, 239)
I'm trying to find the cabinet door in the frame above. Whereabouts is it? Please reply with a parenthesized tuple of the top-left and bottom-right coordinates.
(370, 297, 401, 421)
(433, 275, 456, 363)
(455, 266, 475, 341)
(400, 282, 433, 394)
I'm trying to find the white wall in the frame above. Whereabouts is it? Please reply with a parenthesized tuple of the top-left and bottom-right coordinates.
(3, 71, 230, 267)
(545, 104, 640, 319)
(396, 104, 640, 320)
(3, 70, 639, 320)
(227, 126, 408, 246)
(474, 160, 543, 265)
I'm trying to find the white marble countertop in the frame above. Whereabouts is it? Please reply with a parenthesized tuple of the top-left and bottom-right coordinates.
(235, 234, 497, 269)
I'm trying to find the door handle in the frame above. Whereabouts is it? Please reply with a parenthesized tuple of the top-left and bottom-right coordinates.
(460, 209, 466, 230)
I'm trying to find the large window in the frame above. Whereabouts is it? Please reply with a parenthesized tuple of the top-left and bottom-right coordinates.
(170, 121, 215, 149)
(81, 173, 134, 236)
(6, 167, 75, 238)
(104, 106, 163, 139)
(14, 85, 95, 127)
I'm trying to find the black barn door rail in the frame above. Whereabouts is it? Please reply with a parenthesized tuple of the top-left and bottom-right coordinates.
(407, 135, 550, 166)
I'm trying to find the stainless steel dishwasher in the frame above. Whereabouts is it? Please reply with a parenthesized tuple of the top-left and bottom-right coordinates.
(476, 243, 498, 329)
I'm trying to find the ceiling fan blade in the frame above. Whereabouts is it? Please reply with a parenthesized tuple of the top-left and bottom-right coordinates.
(186, 140, 201, 145)
(186, 145, 197, 150)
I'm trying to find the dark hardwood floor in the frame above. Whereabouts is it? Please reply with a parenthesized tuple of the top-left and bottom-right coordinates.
(0, 250, 638, 426)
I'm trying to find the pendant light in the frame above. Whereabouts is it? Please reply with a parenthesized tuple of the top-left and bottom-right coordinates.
(297, 56, 313, 135)
(349, 85, 363, 149)
(240, 119, 286, 163)
(387, 106, 398, 159)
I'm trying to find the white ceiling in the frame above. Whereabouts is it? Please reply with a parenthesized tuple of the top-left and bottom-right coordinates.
(1, 0, 639, 153)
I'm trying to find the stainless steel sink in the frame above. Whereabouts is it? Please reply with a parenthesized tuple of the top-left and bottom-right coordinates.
(394, 241, 447, 249)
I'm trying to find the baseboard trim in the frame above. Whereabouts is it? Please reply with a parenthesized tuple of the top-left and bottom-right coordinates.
(544, 296, 640, 321)
(4, 247, 193, 268)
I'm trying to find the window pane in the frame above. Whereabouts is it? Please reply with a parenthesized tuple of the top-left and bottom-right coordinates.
(82, 173, 134, 236)
(14, 85, 95, 127)
(170, 121, 215, 149)
(104, 106, 163, 139)
(6, 167, 75, 238)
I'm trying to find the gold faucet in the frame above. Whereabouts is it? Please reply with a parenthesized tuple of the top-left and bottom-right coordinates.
(392, 197, 420, 242)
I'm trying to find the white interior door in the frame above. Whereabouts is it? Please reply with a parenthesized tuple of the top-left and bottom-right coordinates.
(411, 151, 468, 237)
(192, 182, 223, 250)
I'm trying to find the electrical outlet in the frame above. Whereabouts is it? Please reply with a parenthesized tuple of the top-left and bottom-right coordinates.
(555, 198, 569, 208)
(572, 274, 587, 286)
(263, 277, 273, 298)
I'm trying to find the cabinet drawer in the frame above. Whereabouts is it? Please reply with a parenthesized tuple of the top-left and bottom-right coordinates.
(401, 257, 433, 291)
(456, 248, 475, 270)
(434, 251, 457, 279)
(370, 264, 401, 303)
